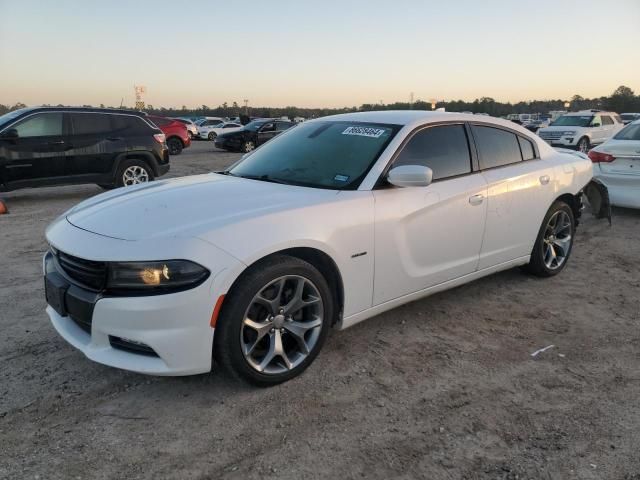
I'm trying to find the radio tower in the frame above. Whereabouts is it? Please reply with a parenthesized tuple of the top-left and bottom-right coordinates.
(134, 85, 147, 110)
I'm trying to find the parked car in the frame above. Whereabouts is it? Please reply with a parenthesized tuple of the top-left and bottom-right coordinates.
(198, 122, 243, 141)
(0, 107, 169, 192)
(588, 119, 640, 208)
(196, 117, 226, 127)
(537, 110, 624, 153)
(214, 118, 294, 152)
(620, 113, 640, 125)
(43, 111, 608, 385)
(148, 115, 191, 155)
(172, 118, 198, 139)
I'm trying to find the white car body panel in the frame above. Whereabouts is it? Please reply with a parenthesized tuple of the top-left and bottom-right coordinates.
(590, 131, 640, 209)
(44, 111, 595, 375)
(198, 122, 243, 140)
(538, 111, 624, 148)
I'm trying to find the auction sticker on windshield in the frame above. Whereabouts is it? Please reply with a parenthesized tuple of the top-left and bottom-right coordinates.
(342, 126, 387, 138)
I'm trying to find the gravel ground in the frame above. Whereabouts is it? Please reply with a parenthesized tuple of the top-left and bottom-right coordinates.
(1, 141, 639, 480)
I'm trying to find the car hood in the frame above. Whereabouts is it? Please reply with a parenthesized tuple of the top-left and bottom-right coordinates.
(65, 174, 338, 241)
(539, 125, 587, 132)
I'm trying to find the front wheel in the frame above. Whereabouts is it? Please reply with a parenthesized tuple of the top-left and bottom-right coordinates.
(576, 137, 590, 153)
(525, 201, 575, 277)
(214, 255, 333, 386)
(207, 132, 217, 141)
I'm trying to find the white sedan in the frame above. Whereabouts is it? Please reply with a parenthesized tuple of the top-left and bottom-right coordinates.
(198, 122, 243, 141)
(43, 111, 606, 385)
(589, 120, 640, 208)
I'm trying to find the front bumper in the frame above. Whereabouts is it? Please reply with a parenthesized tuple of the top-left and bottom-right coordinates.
(539, 136, 579, 148)
(44, 252, 217, 375)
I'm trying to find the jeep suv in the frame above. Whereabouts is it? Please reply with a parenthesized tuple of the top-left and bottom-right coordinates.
(0, 107, 170, 192)
(537, 110, 624, 153)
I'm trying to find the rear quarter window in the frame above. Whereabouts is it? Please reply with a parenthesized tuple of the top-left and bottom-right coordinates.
(518, 136, 536, 160)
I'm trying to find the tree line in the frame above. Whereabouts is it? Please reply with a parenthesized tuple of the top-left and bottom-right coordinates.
(2, 86, 639, 119)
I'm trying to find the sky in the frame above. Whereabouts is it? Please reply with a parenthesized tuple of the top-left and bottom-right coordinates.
(1, 0, 639, 109)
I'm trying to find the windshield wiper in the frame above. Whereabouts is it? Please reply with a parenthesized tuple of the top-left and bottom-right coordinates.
(228, 172, 291, 185)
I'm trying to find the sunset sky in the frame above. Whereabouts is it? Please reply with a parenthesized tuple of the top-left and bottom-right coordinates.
(1, 0, 639, 109)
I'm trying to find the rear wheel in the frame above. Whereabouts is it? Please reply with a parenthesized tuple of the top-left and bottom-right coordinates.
(167, 137, 183, 155)
(525, 201, 575, 277)
(214, 255, 333, 386)
(577, 137, 590, 153)
(207, 132, 217, 141)
(242, 140, 255, 153)
(115, 159, 154, 187)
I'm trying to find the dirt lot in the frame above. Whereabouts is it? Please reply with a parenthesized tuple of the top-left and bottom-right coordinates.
(1, 141, 639, 479)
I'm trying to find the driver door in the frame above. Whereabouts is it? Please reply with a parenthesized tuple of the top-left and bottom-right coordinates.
(256, 122, 277, 146)
(0, 112, 68, 189)
(372, 123, 487, 305)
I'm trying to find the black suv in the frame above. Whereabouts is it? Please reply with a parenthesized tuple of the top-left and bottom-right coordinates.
(0, 107, 170, 192)
(214, 118, 294, 153)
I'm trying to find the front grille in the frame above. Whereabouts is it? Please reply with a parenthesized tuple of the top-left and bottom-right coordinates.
(57, 250, 107, 291)
(539, 131, 563, 140)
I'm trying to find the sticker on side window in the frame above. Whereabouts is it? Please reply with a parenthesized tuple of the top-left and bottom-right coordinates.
(342, 126, 386, 138)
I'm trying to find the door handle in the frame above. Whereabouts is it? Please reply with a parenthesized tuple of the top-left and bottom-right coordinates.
(469, 194, 484, 206)
(539, 175, 550, 185)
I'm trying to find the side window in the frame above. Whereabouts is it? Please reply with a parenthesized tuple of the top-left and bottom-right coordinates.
(71, 113, 112, 135)
(394, 124, 472, 180)
(261, 123, 275, 132)
(601, 115, 613, 126)
(276, 122, 291, 131)
(591, 115, 602, 127)
(13, 113, 63, 138)
(112, 115, 149, 135)
(472, 125, 522, 169)
(518, 136, 536, 161)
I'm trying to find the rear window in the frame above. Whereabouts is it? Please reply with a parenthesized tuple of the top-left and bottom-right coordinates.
(71, 113, 112, 135)
(472, 126, 522, 169)
(614, 123, 640, 140)
(602, 116, 614, 126)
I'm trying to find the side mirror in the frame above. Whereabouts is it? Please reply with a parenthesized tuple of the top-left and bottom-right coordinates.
(386, 165, 433, 188)
(0, 128, 18, 140)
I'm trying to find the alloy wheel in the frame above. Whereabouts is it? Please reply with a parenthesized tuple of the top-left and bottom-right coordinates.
(578, 139, 589, 153)
(542, 210, 572, 270)
(241, 275, 324, 375)
(243, 141, 255, 153)
(122, 165, 149, 186)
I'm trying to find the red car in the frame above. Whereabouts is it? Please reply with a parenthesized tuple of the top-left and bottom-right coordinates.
(148, 115, 191, 155)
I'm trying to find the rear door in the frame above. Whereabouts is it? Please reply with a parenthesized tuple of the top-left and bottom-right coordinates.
(600, 115, 616, 141)
(472, 124, 556, 269)
(590, 115, 605, 144)
(0, 111, 67, 188)
(66, 112, 117, 180)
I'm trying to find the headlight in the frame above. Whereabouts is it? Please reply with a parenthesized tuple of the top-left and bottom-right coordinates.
(107, 260, 210, 293)
(562, 131, 576, 136)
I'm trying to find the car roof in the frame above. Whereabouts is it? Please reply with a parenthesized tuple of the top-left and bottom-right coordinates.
(309, 110, 522, 131)
(8, 106, 147, 116)
(563, 110, 617, 116)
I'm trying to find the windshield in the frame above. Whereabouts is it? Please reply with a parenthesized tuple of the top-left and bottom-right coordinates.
(228, 121, 400, 190)
(550, 115, 593, 127)
(0, 108, 31, 128)
(614, 123, 640, 140)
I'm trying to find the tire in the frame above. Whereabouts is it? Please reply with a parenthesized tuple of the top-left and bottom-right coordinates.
(242, 140, 256, 153)
(207, 132, 217, 141)
(115, 159, 154, 188)
(576, 137, 590, 153)
(167, 137, 183, 155)
(525, 201, 575, 277)
(214, 255, 333, 386)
